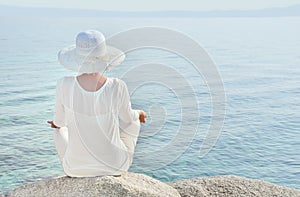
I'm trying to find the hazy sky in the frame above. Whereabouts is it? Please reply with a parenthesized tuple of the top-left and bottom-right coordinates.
(1, 0, 300, 11)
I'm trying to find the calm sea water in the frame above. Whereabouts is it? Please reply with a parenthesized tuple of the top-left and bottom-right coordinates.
(0, 16, 299, 194)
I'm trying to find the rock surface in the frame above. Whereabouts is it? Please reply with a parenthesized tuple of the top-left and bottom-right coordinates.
(6, 173, 300, 197)
(7, 172, 180, 197)
(168, 175, 300, 197)
(0, 193, 3, 197)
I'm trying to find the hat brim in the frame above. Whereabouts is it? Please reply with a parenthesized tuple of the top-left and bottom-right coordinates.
(58, 44, 125, 73)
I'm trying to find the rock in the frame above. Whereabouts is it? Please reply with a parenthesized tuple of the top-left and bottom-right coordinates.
(7, 172, 180, 197)
(0, 193, 4, 197)
(168, 175, 300, 197)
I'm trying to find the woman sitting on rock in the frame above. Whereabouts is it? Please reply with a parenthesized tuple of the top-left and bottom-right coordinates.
(47, 30, 146, 177)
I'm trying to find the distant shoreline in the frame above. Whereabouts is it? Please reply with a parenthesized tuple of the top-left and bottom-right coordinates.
(1, 4, 300, 18)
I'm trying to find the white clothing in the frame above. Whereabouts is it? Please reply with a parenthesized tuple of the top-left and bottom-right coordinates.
(52, 76, 140, 177)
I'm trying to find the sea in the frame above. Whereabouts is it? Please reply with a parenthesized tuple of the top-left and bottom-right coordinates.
(0, 15, 299, 194)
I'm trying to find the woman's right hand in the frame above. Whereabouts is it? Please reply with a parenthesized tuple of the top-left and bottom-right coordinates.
(47, 120, 61, 129)
(137, 110, 147, 123)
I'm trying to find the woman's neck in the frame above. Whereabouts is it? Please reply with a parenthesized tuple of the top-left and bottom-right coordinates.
(76, 73, 107, 92)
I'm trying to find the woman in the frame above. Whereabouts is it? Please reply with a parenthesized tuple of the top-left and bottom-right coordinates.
(47, 30, 146, 177)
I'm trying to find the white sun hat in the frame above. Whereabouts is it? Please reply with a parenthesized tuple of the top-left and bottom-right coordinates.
(58, 30, 125, 73)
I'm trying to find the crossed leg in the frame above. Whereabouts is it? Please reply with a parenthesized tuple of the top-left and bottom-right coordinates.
(53, 120, 141, 166)
(53, 127, 68, 163)
(119, 119, 141, 165)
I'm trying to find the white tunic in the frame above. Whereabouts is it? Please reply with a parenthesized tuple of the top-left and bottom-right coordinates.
(53, 76, 139, 176)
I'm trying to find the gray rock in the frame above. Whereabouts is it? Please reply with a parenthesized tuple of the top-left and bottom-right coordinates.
(0, 193, 4, 197)
(7, 172, 180, 197)
(168, 175, 300, 197)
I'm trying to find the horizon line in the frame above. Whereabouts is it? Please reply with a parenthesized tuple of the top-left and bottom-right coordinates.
(1, 3, 300, 13)
(1, 4, 300, 18)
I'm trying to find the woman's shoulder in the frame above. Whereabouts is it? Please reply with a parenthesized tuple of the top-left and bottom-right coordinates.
(106, 77, 125, 86)
(55, 76, 75, 91)
(107, 78, 128, 91)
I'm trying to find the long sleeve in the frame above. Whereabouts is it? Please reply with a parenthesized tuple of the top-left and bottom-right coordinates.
(53, 78, 66, 127)
(118, 80, 139, 123)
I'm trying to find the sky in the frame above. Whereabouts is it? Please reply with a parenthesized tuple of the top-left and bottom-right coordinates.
(1, 0, 300, 11)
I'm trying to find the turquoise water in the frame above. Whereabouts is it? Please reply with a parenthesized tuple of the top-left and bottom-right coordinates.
(0, 16, 300, 194)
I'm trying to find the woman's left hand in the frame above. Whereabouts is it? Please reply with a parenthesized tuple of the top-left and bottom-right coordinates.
(47, 120, 60, 129)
